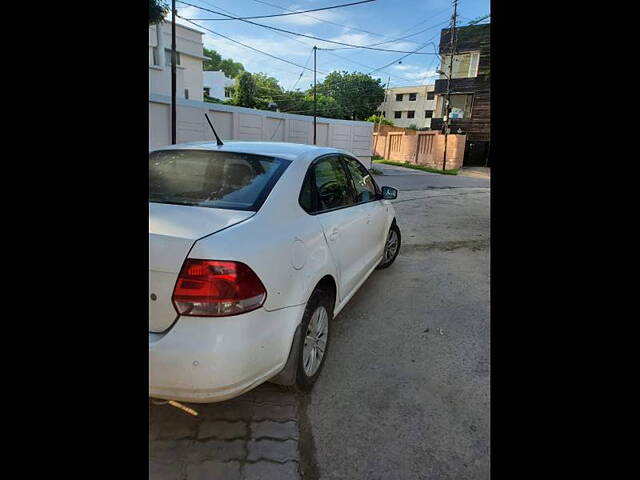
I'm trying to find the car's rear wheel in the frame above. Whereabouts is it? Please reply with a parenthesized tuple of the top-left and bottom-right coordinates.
(296, 289, 332, 390)
(377, 222, 401, 269)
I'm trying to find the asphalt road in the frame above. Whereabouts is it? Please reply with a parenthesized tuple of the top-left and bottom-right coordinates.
(371, 163, 490, 191)
(306, 165, 490, 479)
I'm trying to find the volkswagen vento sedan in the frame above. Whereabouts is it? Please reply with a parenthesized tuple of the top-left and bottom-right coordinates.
(149, 141, 400, 403)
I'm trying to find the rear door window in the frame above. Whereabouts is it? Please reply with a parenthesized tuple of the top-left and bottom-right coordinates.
(149, 149, 290, 211)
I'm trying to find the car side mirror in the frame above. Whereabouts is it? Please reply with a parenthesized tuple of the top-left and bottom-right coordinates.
(381, 186, 398, 200)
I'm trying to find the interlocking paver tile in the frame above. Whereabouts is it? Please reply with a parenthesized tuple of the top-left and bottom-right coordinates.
(247, 438, 299, 463)
(242, 461, 300, 480)
(198, 419, 248, 440)
(186, 439, 246, 463)
(185, 460, 242, 480)
(149, 459, 184, 480)
(250, 420, 299, 440)
(150, 384, 302, 480)
(150, 439, 191, 462)
(251, 403, 298, 421)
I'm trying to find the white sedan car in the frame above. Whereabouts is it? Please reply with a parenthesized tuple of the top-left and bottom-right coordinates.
(149, 141, 400, 403)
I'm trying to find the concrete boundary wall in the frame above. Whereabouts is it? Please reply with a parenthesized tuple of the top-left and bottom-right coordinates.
(373, 131, 466, 170)
(149, 94, 374, 166)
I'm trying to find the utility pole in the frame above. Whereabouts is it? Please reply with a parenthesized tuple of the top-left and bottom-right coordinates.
(313, 46, 317, 145)
(375, 76, 390, 154)
(377, 76, 391, 133)
(171, 0, 177, 144)
(442, 0, 458, 170)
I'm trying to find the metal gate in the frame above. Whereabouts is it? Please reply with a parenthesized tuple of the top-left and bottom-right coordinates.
(416, 133, 436, 165)
(386, 133, 403, 161)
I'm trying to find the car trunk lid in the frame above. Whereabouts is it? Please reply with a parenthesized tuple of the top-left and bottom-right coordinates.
(149, 203, 254, 332)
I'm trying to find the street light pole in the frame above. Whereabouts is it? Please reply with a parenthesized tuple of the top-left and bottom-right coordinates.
(313, 46, 317, 145)
(171, 0, 177, 144)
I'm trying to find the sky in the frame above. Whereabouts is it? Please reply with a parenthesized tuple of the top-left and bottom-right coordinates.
(173, 0, 490, 90)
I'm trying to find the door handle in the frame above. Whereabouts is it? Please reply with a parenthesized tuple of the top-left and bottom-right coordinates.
(366, 213, 372, 224)
(328, 227, 340, 241)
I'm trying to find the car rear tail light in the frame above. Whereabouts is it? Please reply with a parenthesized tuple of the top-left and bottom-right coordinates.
(172, 259, 267, 317)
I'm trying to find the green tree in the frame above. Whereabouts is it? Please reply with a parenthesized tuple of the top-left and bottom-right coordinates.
(232, 72, 257, 108)
(275, 90, 308, 114)
(275, 91, 344, 118)
(252, 73, 283, 109)
(203, 48, 245, 78)
(149, 0, 168, 25)
(305, 93, 345, 118)
(220, 58, 245, 78)
(318, 71, 385, 120)
(203, 47, 222, 71)
(367, 114, 394, 126)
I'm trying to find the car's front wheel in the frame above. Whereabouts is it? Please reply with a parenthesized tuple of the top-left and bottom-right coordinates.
(377, 222, 401, 269)
(295, 288, 332, 390)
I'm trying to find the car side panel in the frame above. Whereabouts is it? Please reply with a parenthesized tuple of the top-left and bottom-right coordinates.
(187, 160, 340, 312)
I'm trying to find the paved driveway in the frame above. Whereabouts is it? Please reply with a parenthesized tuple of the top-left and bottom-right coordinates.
(149, 163, 490, 479)
(371, 162, 490, 190)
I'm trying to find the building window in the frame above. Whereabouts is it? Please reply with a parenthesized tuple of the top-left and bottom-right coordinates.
(204, 87, 211, 97)
(427, 91, 435, 100)
(152, 47, 160, 66)
(407, 111, 415, 119)
(382, 111, 386, 117)
(394, 111, 402, 119)
(165, 49, 181, 66)
(185, 89, 189, 99)
(408, 93, 417, 101)
(224, 87, 233, 98)
(440, 51, 481, 79)
(425, 110, 433, 118)
(442, 94, 474, 119)
(395, 93, 403, 101)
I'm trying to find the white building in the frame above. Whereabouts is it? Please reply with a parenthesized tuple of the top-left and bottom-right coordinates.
(203, 71, 235, 101)
(377, 84, 436, 129)
(149, 21, 207, 101)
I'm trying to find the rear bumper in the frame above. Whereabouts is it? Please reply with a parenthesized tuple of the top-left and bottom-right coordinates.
(149, 304, 306, 403)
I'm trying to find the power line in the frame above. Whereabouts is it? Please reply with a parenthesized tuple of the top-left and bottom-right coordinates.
(315, 49, 419, 84)
(178, 15, 330, 75)
(290, 48, 315, 91)
(177, 1, 439, 54)
(187, 0, 375, 20)
(189, 0, 321, 52)
(367, 39, 438, 75)
(249, 0, 434, 47)
(186, 0, 449, 87)
(467, 14, 490, 25)
(320, 15, 450, 51)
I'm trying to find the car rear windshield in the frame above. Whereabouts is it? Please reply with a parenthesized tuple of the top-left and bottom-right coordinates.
(149, 149, 290, 211)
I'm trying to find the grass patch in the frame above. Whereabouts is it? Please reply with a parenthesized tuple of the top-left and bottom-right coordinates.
(372, 158, 459, 175)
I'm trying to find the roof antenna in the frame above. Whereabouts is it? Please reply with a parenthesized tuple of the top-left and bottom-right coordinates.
(204, 113, 224, 146)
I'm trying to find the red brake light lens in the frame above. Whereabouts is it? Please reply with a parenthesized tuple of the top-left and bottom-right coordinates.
(172, 259, 267, 316)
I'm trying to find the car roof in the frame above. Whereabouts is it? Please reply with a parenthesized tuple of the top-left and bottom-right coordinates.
(151, 141, 353, 162)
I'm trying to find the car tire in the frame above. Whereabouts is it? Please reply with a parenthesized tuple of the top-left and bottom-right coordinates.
(295, 288, 332, 390)
(377, 222, 401, 269)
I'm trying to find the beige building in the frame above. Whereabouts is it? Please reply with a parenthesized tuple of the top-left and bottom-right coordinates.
(149, 21, 207, 101)
(377, 85, 436, 129)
